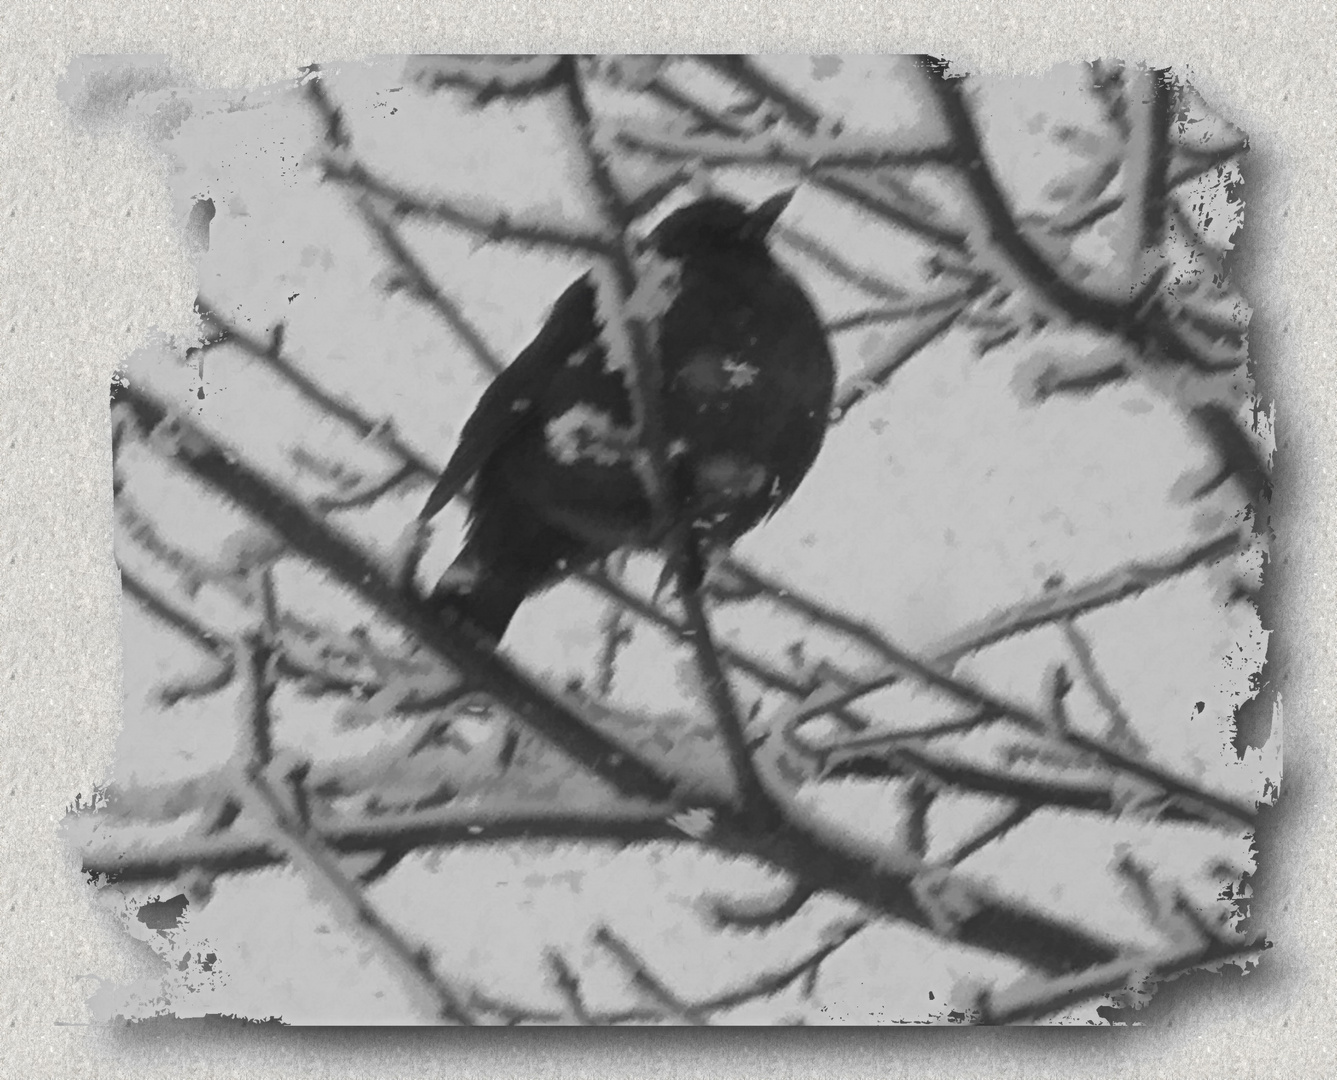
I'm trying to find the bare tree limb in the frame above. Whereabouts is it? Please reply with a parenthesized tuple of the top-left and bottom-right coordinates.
(977, 936, 1265, 1024)
(1061, 619, 1152, 757)
(924, 528, 1249, 665)
(771, 223, 910, 303)
(115, 381, 681, 804)
(544, 949, 593, 1024)
(642, 65, 972, 252)
(593, 925, 708, 1023)
(405, 55, 568, 106)
(941, 801, 1040, 868)
(232, 635, 479, 1024)
(320, 157, 614, 256)
(120, 566, 234, 659)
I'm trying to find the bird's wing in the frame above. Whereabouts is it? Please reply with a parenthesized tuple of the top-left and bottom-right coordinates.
(419, 275, 598, 522)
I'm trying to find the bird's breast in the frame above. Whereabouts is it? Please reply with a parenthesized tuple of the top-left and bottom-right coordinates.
(485, 258, 832, 552)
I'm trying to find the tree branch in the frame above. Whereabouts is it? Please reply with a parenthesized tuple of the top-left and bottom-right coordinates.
(319, 157, 613, 256)
(232, 635, 479, 1024)
(978, 935, 1264, 1024)
(593, 925, 708, 1023)
(114, 381, 680, 805)
(614, 123, 956, 172)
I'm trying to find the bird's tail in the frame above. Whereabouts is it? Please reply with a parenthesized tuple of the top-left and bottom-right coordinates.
(429, 555, 541, 643)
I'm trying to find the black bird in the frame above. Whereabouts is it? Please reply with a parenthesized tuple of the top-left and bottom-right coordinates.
(418, 190, 835, 641)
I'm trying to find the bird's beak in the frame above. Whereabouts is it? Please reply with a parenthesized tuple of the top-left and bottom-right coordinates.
(741, 188, 797, 241)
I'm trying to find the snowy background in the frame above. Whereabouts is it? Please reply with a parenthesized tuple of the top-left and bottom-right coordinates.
(62, 54, 1274, 1025)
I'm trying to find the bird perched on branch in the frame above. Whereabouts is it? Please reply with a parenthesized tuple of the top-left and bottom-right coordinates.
(417, 190, 835, 641)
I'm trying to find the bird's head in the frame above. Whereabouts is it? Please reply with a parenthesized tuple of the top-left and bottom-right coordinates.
(643, 190, 796, 259)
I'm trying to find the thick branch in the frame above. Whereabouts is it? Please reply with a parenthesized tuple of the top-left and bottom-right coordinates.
(115, 382, 678, 804)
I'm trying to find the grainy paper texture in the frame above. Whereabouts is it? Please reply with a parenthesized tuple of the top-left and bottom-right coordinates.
(0, 2, 1330, 1076)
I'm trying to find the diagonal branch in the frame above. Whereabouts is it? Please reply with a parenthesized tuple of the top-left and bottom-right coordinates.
(233, 635, 479, 1024)
(920, 61, 1150, 335)
(544, 949, 594, 1024)
(830, 300, 977, 419)
(1061, 619, 1151, 756)
(593, 925, 708, 1023)
(120, 566, 234, 659)
(93, 399, 1132, 973)
(115, 381, 680, 805)
(190, 302, 874, 728)
(643, 64, 972, 251)
(694, 56, 825, 134)
(925, 529, 1249, 664)
(977, 934, 1265, 1024)
(319, 157, 614, 256)
(749, 529, 1258, 829)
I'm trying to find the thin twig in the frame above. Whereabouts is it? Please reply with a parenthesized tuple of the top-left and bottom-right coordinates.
(233, 636, 479, 1024)
(120, 566, 234, 657)
(592, 925, 707, 1024)
(1135, 69, 1175, 252)
(830, 294, 982, 419)
(825, 292, 971, 334)
(920, 62, 1149, 337)
(644, 64, 971, 251)
(614, 124, 956, 172)
(314, 460, 420, 511)
(772, 223, 909, 303)
(195, 297, 458, 461)
(76, 803, 690, 884)
(941, 801, 1040, 868)
(594, 593, 634, 698)
(694, 56, 825, 134)
(544, 949, 594, 1024)
(320, 157, 613, 256)
(406, 55, 568, 106)
(924, 529, 1248, 665)
(708, 882, 816, 930)
(1166, 139, 1248, 189)
(300, 75, 506, 379)
(1061, 620, 1152, 756)
(352, 194, 508, 377)
(117, 382, 681, 804)
(977, 936, 1264, 1024)
(692, 919, 867, 1012)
